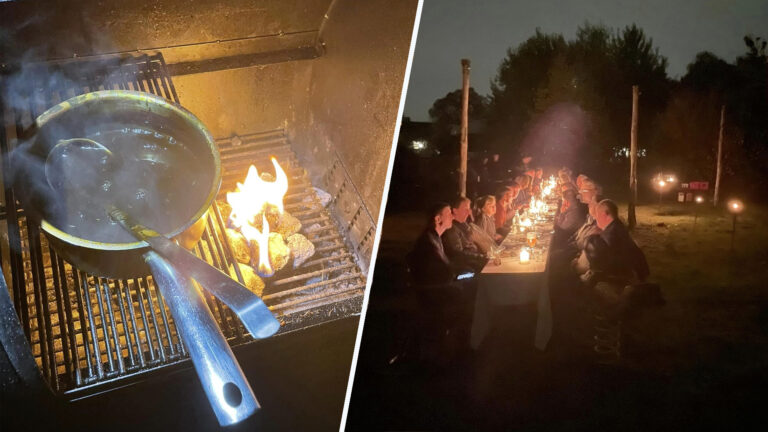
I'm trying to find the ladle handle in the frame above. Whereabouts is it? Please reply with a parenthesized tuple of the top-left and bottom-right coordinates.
(108, 206, 280, 339)
(145, 251, 258, 426)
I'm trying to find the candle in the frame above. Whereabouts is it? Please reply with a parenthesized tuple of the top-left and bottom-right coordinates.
(519, 248, 530, 264)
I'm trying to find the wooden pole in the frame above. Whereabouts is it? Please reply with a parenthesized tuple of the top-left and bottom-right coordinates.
(713, 105, 725, 207)
(628, 86, 639, 229)
(459, 59, 471, 197)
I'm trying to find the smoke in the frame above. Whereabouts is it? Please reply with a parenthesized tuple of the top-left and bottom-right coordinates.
(518, 102, 589, 171)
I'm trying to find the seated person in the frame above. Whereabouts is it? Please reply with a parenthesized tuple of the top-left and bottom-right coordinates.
(549, 178, 602, 275)
(407, 203, 475, 357)
(503, 182, 523, 222)
(512, 174, 532, 211)
(475, 195, 503, 242)
(585, 199, 650, 285)
(555, 188, 586, 238)
(442, 196, 488, 273)
(408, 202, 460, 285)
(494, 186, 514, 237)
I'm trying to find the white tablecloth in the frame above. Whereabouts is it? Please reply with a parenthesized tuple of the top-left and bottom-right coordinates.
(470, 216, 554, 351)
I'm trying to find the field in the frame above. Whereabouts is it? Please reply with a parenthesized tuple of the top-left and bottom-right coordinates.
(347, 200, 768, 430)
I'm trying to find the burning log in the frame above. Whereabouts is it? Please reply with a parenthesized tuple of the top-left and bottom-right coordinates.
(286, 233, 315, 268)
(228, 262, 265, 297)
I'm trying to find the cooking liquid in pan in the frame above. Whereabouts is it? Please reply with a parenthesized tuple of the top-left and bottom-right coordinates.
(48, 126, 206, 244)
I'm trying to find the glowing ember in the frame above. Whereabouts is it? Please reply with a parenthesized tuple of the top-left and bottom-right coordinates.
(226, 157, 289, 276)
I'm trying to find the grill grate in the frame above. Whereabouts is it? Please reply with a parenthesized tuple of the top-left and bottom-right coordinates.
(0, 54, 365, 396)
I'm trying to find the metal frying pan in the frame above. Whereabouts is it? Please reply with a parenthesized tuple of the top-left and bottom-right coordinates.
(12, 90, 278, 426)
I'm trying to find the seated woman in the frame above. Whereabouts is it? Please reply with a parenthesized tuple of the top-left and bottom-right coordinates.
(494, 186, 513, 238)
(512, 174, 532, 212)
(475, 195, 503, 243)
(555, 188, 586, 239)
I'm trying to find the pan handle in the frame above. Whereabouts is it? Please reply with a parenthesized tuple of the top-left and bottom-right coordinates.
(144, 251, 259, 426)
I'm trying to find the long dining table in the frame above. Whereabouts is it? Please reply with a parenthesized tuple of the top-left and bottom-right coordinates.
(469, 209, 556, 351)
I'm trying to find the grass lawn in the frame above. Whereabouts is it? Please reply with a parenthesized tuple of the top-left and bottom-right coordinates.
(620, 202, 768, 376)
(349, 200, 768, 430)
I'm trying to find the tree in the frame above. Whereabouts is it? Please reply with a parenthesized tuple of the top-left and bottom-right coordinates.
(487, 30, 567, 156)
(428, 87, 488, 155)
(486, 23, 671, 178)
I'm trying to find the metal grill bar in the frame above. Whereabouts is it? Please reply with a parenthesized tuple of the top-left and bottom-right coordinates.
(1, 54, 366, 396)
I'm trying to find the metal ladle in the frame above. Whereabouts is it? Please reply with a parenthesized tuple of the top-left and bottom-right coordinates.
(44, 137, 280, 425)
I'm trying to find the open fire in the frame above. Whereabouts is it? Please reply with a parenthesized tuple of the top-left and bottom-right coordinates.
(223, 157, 316, 287)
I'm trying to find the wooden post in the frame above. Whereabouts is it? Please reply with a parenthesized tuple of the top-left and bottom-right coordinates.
(459, 59, 471, 197)
(628, 86, 639, 229)
(713, 105, 725, 207)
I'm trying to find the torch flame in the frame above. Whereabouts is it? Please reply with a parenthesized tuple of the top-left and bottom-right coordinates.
(225, 157, 289, 277)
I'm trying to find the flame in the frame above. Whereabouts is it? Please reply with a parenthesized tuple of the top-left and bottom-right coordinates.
(226, 157, 289, 276)
(254, 214, 273, 276)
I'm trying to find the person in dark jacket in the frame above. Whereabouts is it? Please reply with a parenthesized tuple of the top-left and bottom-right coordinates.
(586, 199, 650, 283)
(408, 202, 458, 285)
(442, 196, 488, 273)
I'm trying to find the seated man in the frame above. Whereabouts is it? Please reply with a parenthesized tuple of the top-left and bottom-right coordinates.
(408, 202, 458, 285)
(442, 196, 488, 273)
(585, 199, 650, 284)
(407, 203, 475, 360)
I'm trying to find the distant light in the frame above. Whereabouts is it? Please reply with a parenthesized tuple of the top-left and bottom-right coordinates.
(658, 180, 666, 187)
(695, 196, 704, 204)
(612, 147, 648, 158)
(411, 139, 427, 151)
(666, 175, 676, 183)
(727, 199, 744, 214)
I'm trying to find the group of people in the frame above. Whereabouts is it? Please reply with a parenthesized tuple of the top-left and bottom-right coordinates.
(549, 168, 650, 301)
(415, 156, 572, 282)
(406, 159, 653, 361)
(408, 161, 547, 285)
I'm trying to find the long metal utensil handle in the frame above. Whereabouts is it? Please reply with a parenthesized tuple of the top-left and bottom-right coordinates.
(109, 207, 280, 339)
(145, 251, 258, 426)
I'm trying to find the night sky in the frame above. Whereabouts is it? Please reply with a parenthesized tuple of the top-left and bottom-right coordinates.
(404, 0, 768, 121)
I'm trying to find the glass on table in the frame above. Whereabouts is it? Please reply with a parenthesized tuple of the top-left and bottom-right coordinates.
(526, 231, 537, 247)
(487, 244, 504, 266)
